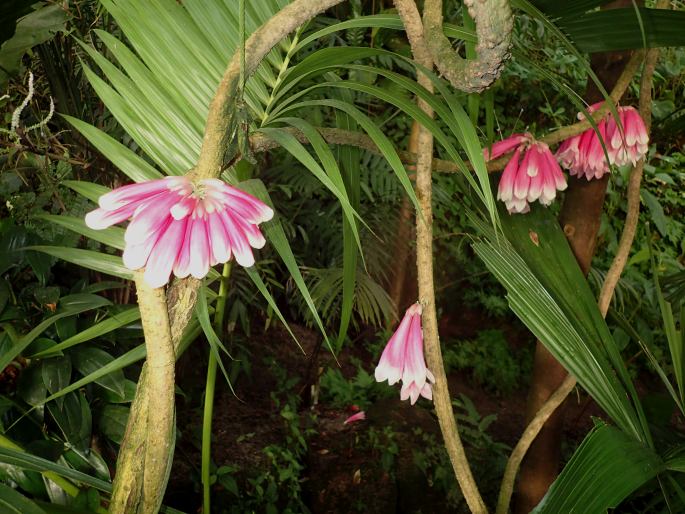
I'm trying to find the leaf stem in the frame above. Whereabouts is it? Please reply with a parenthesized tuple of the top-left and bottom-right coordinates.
(201, 262, 232, 514)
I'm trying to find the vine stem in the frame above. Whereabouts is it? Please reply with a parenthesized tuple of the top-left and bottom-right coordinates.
(395, 0, 487, 511)
(201, 262, 233, 513)
(114, 3, 348, 513)
(136, 271, 176, 514)
(495, 12, 665, 510)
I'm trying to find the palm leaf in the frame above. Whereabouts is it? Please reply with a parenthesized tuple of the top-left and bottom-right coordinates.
(532, 423, 662, 513)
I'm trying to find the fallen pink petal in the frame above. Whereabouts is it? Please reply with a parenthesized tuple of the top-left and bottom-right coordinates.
(375, 303, 434, 405)
(343, 411, 366, 425)
(85, 176, 274, 287)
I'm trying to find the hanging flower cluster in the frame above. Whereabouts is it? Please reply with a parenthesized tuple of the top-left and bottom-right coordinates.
(86, 176, 274, 287)
(557, 103, 649, 180)
(484, 133, 568, 214)
(485, 104, 648, 214)
(375, 303, 434, 405)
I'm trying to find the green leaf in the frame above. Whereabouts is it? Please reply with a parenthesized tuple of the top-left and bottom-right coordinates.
(559, 8, 685, 53)
(36, 215, 125, 250)
(33, 307, 140, 358)
(40, 345, 145, 406)
(47, 392, 92, 452)
(41, 356, 71, 408)
(532, 423, 662, 513)
(62, 180, 111, 204)
(0, 4, 67, 87)
(237, 180, 330, 351)
(64, 116, 164, 183)
(27, 247, 132, 280)
(71, 347, 125, 399)
(0, 483, 47, 514)
(0, 447, 112, 493)
(471, 205, 649, 443)
(97, 405, 129, 445)
(0, 302, 100, 373)
(195, 284, 235, 392)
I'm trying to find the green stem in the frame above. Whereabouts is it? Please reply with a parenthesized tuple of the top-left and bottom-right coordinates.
(201, 263, 232, 513)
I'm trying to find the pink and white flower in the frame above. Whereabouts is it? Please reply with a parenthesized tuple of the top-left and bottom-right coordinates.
(484, 133, 568, 214)
(557, 103, 649, 180)
(375, 303, 434, 405)
(86, 176, 274, 287)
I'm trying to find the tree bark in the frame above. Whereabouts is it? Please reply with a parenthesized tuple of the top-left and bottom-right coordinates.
(514, 21, 636, 514)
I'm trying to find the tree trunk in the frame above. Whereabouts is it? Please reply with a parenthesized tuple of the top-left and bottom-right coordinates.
(514, 19, 635, 513)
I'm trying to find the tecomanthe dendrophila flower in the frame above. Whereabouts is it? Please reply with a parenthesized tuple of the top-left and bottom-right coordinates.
(86, 176, 273, 287)
(375, 303, 434, 405)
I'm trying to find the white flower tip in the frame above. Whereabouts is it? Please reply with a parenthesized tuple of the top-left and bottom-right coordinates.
(262, 206, 275, 222)
(85, 210, 109, 230)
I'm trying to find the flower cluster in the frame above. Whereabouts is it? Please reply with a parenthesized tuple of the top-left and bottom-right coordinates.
(485, 104, 648, 214)
(375, 303, 434, 405)
(484, 133, 568, 214)
(557, 103, 649, 180)
(86, 176, 274, 287)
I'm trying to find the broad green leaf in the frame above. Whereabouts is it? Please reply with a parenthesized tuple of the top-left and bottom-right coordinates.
(471, 205, 649, 443)
(0, 4, 67, 87)
(559, 8, 685, 53)
(532, 423, 662, 513)
(71, 347, 125, 398)
(41, 356, 71, 408)
(39, 344, 146, 406)
(0, 483, 47, 514)
(97, 405, 129, 445)
(28, 247, 132, 280)
(47, 392, 92, 452)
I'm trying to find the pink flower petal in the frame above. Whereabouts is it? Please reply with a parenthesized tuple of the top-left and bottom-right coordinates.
(188, 217, 211, 279)
(497, 147, 521, 203)
(219, 211, 255, 268)
(483, 134, 527, 161)
(97, 179, 171, 210)
(375, 304, 421, 386)
(144, 218, 188, 287)
(343, 411, 366, 425)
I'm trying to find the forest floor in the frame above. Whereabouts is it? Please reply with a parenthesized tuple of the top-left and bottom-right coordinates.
(164, 305, 606, 513)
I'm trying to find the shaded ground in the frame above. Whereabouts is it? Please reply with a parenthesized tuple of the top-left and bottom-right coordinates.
(163, 305, 609, 513)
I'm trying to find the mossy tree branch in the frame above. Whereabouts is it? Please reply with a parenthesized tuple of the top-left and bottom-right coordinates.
(422, 0, 513, 93)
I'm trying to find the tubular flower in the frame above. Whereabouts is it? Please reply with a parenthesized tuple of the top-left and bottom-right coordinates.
(86, 176, 274, 287)
(484, 133, 568, 214)
(556, 103, 649, 180)
(375, 303, 434, 405)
